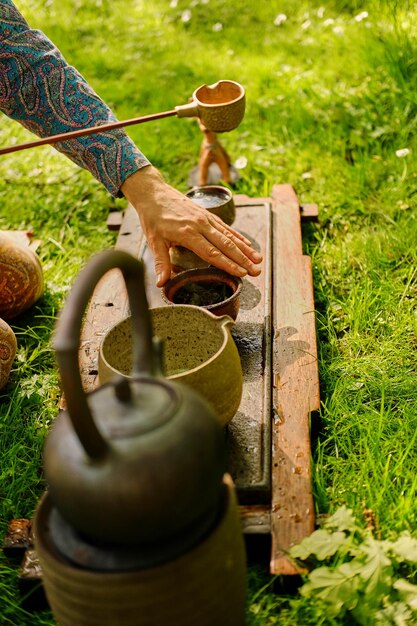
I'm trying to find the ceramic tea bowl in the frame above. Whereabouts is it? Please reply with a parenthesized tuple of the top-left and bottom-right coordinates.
(170, 186, 235, 272)
(99, 305, 243, 426)
(161, 268, 242, 320)
(187, 186, 235, 225)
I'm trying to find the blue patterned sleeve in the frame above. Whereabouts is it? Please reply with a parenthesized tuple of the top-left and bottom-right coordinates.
(0, 0, 150, 197)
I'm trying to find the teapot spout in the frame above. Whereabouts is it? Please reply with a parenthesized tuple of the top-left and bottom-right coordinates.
(216, 314, 235, 331)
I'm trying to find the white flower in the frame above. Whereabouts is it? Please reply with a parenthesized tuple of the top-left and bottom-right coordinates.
(169, 0, 178, 7)
(333, 25, 344, 35)
(274, 14, 287, 26)
(212, 22, 223, 32)
(301, 19, 311, 30)
(234, 156, 248, 170)
(395, 148, 410, 158)
(181, 9, 192, 22)
(317, 6, 325, 18)
(354, 11, 368, 22)
(323, 18, 334, 26)
(302, 171, 313, 180)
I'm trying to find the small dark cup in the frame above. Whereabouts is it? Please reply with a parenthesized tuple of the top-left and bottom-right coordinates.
(162, 268, 242, 320)
(186, 186, 235, 226)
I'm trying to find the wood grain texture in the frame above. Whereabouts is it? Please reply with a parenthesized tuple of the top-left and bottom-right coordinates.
(78, 205, 146, 394)
(270, 184, 320, 575)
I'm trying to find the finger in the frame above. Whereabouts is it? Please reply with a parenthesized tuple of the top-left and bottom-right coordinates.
(149, 238, 172, 286)
(186, 232, 261, 278)
(203, 227, 263, 275)
(207, 216, 263, 264)
(213, 223, 263, 264)
(209, 214, 253, 246)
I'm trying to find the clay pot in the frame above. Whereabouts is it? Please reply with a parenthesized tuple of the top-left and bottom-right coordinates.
(33, 474, 246, 626)
(0, 318, 17, 389)
(99, 305, 243, 426)
(170, 186, 235, 272)
(162, 267, 242, 320)
(0, 234, 44, 319)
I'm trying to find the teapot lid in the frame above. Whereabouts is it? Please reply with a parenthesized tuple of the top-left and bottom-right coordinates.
(89, 376, 179, 439)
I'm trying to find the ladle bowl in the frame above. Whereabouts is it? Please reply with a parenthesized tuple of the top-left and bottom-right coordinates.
(175, 80, 245, 133)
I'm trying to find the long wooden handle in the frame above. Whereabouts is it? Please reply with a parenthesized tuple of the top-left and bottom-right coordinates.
(0, 109, 177, 156)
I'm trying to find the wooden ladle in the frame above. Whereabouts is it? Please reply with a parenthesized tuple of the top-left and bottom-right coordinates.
(0, 80, 245, 156)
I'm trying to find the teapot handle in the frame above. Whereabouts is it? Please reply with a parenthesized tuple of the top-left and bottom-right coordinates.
(53, 250, 154, 459)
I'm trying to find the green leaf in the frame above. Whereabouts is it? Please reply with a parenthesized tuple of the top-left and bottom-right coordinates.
(300, 563, 361, 616)
(290, 529, 349, 561)
(394, 579, 417, 611)
(388, 535, 417, 564)
(359, 538, 392, 596)
(375, 601, 414, 625)
(324, 506, 358, 533)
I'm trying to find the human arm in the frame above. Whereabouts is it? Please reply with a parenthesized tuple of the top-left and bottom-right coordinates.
(0, 1, 262, 283)
(0, 0, 149, 195)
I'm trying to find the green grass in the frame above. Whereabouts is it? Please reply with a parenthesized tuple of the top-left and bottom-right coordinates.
(1, 0, 417, 623)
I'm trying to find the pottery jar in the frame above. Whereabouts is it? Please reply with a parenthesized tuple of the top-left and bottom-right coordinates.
(0, 234, 44, 319)
(0, 318, 16, 389)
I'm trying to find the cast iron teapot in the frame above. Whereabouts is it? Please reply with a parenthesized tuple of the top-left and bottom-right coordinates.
(43, 250, 227, 546)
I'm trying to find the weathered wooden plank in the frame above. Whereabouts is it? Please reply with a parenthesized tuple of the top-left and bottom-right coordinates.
(270, 184, 320, 575)
(2, 518, 32, 562)
(106, 210, 124, 231)
(300, 203, 319, 222)
(239, 505, 271, 534)
(78, 205, 146, 394)
(234, 194, 318, 222)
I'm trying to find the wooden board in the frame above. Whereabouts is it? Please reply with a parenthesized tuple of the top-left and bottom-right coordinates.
(269, 185, 320, 574)
(4, 185, 320, 585)
(69, 187, 320, 575)
(91, 188, 319, 574)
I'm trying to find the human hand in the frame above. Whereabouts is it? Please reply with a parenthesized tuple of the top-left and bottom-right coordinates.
(120, 166, 263, 287)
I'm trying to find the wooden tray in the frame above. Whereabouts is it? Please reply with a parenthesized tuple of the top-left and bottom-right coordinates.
(77, 184, 320, 574)
(3, 184, 320, 588)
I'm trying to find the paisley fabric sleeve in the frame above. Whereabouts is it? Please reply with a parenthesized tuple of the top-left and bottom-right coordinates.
(0, 0, 150, 196)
